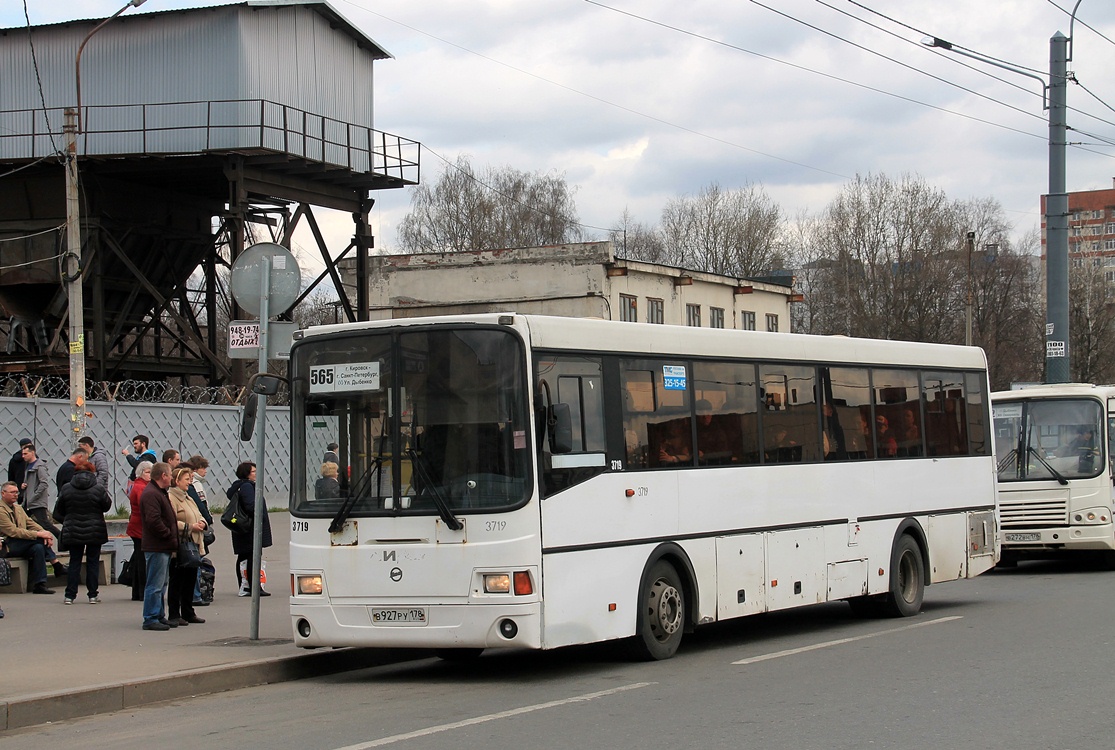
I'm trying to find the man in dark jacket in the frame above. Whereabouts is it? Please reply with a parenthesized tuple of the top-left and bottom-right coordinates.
(56, 447, 87, 492)
(7, 437, 31, 503)
(139, 463, 176, 631)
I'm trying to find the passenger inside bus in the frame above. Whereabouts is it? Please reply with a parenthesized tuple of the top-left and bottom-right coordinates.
(695, 400, 738, 465)
(655, 418, 693, 466)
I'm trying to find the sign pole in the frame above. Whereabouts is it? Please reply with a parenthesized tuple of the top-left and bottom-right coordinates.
(249, 255, 270, 640)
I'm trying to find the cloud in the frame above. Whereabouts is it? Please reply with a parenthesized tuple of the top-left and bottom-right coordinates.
(7, 0, 1115, 250)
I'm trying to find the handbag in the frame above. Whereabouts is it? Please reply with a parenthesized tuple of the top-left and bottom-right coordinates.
(220, 492, 252, 534)
(118, 558, 133, 587)
(177, 533, 203, 569)
(0, 556, 10, 587)
(203, 527, 216, 547)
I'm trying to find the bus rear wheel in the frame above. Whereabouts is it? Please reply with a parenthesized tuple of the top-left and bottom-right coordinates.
(881, 534, 925, 617)
(631, 560, 685, 661)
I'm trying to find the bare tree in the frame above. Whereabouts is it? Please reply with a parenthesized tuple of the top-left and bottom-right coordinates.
(397, 155, 582, 253)
(610, 208, 666, 262)
(791, 174, 1046, 389)
(657, 182, 782, 276)
(805, 173, 960, 341)
(1068, 250, 1115, 384)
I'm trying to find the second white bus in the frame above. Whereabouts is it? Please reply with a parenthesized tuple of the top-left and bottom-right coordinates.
(289, 314, 998, 659)
(993, 383, 1115, 565)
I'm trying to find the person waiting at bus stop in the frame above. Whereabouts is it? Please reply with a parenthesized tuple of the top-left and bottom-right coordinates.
(0, 481, 64, 593)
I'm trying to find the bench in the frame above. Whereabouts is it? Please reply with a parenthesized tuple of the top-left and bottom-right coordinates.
(0, 557, 108, 594)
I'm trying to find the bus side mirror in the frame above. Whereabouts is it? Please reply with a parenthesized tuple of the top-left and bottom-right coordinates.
(241, 394, 258, 441)
(241, 371, 286, 441)
(548, 403, 574, 454)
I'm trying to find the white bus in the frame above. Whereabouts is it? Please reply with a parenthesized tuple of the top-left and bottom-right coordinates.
(992, 383, 1115, 565)
(288, 314, 998, 659)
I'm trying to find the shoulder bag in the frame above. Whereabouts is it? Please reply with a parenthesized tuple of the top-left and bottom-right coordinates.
(220, 491, 252, 534)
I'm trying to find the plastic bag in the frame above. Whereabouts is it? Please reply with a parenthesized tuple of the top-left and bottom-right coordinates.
(238, 559, 267, 589)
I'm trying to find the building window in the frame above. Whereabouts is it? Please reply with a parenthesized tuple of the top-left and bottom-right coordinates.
(1106, 223, 1115, 235)
(1106, 240, 1115, 251)
(766, 314, 779, 332)
(686, 304, 701, 327)
(1073, 226, 1082, 236)
(710, 307, 725, 329)
(619, 294, 637, 323)
(1095, 257, 1103, 267)
(1107, 270, 1115, 283)
(648, 298, 664, 324)
(1095, 210, 1105, 219)
(741, 311, 756, 330)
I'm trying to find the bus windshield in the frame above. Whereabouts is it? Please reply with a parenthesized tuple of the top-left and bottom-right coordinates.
(994, 397, 1104, 482)
(290, 326, 531, 517)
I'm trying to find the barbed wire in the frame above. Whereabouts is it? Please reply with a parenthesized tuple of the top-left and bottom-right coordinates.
(0, 375, 290, 405)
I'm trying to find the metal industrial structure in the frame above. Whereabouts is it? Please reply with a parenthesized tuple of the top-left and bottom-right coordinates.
(0, 1, 419, 387)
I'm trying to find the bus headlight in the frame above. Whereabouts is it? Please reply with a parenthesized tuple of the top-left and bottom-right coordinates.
(296, 574, 323, 595)
(484, 574, 511, 593)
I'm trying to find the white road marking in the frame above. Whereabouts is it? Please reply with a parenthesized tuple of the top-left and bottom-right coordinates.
(332, 682, 656, 749)
(731, 615, 963, 665)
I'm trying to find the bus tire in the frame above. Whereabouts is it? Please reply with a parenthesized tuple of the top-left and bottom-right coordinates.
(435, 648, 484, 661)
(881, 534, 925, 617)
(631, 560, 685, 661)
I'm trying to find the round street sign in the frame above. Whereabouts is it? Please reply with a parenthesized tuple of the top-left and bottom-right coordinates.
(230, 243, 301, 316)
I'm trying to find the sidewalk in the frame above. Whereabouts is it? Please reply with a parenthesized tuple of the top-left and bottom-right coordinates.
(0, 514, 421, 731)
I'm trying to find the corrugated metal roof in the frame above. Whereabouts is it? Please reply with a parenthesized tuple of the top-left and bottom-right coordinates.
(0, 1, 393, 59)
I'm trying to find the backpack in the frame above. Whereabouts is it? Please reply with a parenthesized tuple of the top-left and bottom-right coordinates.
(198, 557, 216, 603)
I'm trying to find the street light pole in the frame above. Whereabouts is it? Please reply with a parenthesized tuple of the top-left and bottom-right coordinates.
(1045, 32, 1070, 383)
(63, 0, 147, 443)
(923, 24, 1075, 382)
(966, 231, 974, 347)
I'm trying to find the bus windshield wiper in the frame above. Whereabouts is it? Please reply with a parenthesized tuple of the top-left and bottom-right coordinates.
(328, 457, 383, 533)
(996, 448, 1019, 477)
(1027, 446, 1069, 485)
(407, 448, 463, 531)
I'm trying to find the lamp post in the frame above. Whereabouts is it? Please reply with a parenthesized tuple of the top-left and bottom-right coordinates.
(924, 9, 1078, 383)
(966, 231, 974, 347)
(63, 0, 147, 442)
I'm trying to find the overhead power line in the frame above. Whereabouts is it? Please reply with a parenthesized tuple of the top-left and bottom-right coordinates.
(341, 0, 853, 181)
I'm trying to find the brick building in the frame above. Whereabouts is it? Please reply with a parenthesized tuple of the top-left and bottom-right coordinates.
(1041, 181, 1115, 281)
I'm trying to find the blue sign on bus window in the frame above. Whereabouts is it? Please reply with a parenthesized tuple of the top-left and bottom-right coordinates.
(663, 365, 687, 391)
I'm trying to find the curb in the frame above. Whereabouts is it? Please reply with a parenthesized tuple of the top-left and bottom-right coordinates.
(0, 647, 425, 731)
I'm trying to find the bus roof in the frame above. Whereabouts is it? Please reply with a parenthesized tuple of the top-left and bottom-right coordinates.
(992, 383, 1115, 400)
(296, 313, 988, 370)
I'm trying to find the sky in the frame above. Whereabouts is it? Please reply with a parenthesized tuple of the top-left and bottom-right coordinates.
(7, 0, 1115, 268)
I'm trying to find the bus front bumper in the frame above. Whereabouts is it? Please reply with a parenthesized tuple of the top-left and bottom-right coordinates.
(291, 601, 542, 650)
(1001, 523, 1115, 552)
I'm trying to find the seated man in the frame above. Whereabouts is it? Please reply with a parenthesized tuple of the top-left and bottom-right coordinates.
(0, 480, 64, 593)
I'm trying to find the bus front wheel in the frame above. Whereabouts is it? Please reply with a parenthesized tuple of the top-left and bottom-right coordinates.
(881, 534, 925, 617)
(631, 560, 685, 660)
